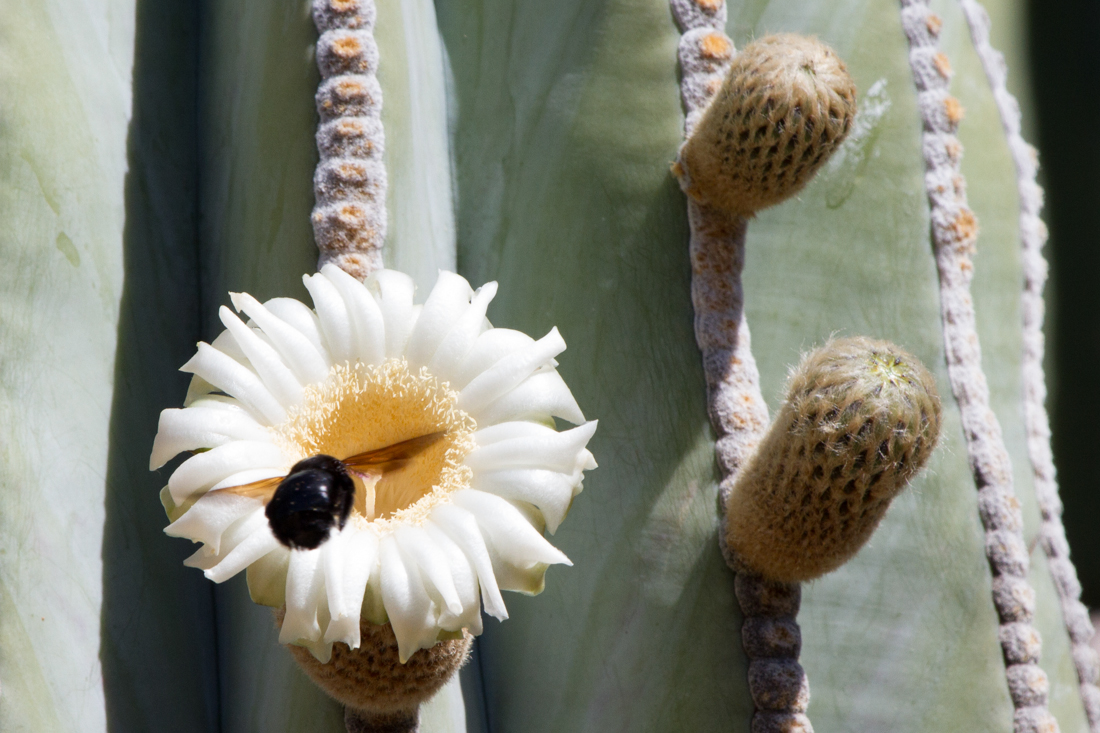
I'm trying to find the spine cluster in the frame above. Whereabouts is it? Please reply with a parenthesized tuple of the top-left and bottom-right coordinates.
(958, 1, 1100, 727)
(898, 2, 1058, 730)
(311, 0, 387, 281)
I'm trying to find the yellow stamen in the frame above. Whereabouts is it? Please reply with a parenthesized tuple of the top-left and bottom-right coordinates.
(276, 359, 476, 529)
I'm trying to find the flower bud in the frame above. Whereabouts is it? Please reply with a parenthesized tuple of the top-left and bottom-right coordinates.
(677, 34, 856, 216)
(725, 337, 941, 582)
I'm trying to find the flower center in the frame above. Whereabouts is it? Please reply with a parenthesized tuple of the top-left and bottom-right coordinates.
(275, 359, 475, 529)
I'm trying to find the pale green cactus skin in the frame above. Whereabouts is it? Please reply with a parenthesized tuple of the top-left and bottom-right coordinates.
(0, 0, 1093, 732)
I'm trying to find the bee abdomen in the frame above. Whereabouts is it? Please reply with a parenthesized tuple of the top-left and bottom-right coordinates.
(266, 456, 355, 550)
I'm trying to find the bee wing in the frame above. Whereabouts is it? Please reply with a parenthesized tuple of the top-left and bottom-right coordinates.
(217, 475, 285, 504)
(343, 431, 447, 473)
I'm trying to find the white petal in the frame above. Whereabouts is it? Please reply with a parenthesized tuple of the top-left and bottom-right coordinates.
(264, 297, 330, 361)
(363, 551, 388, 625)
(167, 440, 286, 504)
(183, 375, 218, 406)
(379, 534, 439, 663)
(187, 509, 278, 581)
(430, 503, 508, 621)
(472, 420, 555, 445)
(219, 307, 304, 407)
(231, 292, 330, 384)
(181, 342, 287, 425)
(210, 329, 248, 364)
(213, 528, 285, 579)
(303, 272, 354, 363)
(369, 269, 417, 358)
(246, 545, 291, 607)
(465, 421, 597, 476)
(150, 406, 271, 469)
(452, 490, 570, 568)
(405, 271, 475, 370)
(450, 328, 536, 390)
(280, 549, 326, 652)
(470, 469, 577, 534)
(321, 264, 386, 366)
(394, 526, 462, 617)
(295, 636, 334, 664)
(323, 528, 378, 648)
(427, 282, 497, 380)
(475, 369, 585, 426)
(423, 522, 483, 635)
(164, 492, 262, 553)
(458, 328, 567, 417)
(209, 467, 285, 492)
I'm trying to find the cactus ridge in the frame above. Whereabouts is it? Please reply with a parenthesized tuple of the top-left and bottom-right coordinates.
(725, 337, 942, 583)
(900, 2, 1060, 729)
(311, 0, 386, 281)
(678, 34, 857, 217)
(673, 22, 864, 733)
(960, 1, 1100, 726)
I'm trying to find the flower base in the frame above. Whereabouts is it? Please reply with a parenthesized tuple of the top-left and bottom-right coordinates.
(275, 607, 471, 713)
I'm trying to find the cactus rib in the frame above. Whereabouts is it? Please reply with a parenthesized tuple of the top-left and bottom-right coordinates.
(958, 1, 1100, 726)
(311, 0, 387, 281)
(672, 8, 811, 731)
(899, 1, 1059, 730)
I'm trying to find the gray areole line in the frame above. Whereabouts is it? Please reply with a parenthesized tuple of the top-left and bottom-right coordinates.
(958, 0, 1100, 726)
(898, 1, 1059, 730)
(312, 0, 388, 282)
(670, 4, 813, 731)
(302, 3, 470, 732)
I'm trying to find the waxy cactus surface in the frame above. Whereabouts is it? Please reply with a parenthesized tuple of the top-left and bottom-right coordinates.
(0, 0, 1095, 732)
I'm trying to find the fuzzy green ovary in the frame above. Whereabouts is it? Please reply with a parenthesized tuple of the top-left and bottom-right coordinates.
(725, 337, 942, 583)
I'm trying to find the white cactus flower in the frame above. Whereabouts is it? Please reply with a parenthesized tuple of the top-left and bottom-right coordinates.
(151, 265, 597, 663)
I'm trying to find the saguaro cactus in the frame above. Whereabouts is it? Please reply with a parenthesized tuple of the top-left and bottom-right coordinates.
(1, 0, 1097, 732)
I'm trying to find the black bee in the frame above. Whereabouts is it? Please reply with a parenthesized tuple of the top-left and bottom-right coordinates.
(221, 432, 445, 550)
(265, 455, 355, 550)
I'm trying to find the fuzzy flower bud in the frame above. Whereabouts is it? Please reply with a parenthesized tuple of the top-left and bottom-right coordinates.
(725, 337, 942, 582)
(676, 34, 857, 216)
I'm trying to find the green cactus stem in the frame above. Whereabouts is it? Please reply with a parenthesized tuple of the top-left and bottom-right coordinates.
(725, 337, 942, 583)
(312, 0, 387, 280)
(959, 1, 1100, 726)
(899, 1, 1059, 729)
